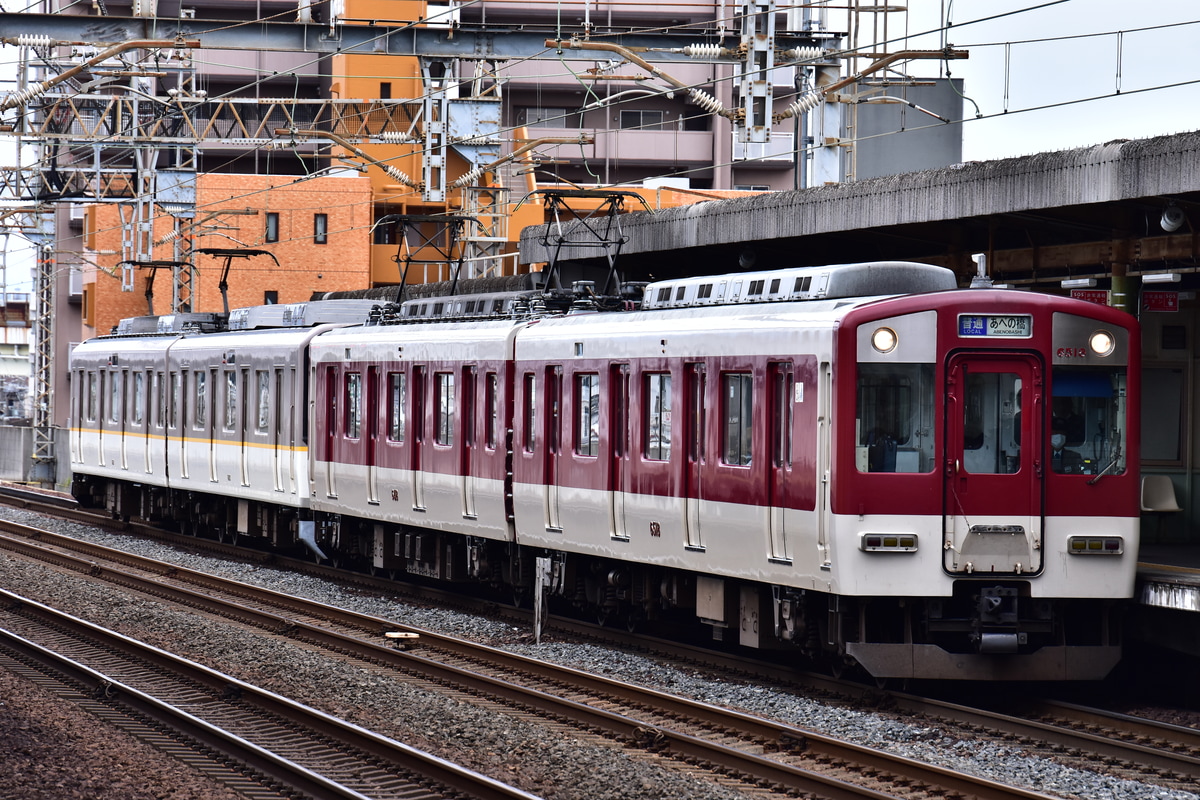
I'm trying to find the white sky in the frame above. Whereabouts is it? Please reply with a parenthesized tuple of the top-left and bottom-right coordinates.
(897, 0, 1200, 161)
(3, 0, 1200, 290)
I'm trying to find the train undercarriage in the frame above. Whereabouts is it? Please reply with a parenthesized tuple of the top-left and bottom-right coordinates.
(71, 475, 1124, 681)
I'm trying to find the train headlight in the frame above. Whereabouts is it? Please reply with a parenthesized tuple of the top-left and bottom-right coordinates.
(860, 533, 917, 552)
(1067, 536, 1123, 555)
(1089, 329, 1115, 357)
(871, 326, 898, 354)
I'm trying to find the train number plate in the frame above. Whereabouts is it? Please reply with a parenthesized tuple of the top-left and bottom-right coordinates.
(958, 314, 1032, 338)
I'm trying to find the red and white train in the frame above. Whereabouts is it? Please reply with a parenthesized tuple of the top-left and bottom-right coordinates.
(69, 261, 1140, 680)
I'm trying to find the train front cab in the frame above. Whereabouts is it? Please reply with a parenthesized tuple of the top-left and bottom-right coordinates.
(832, 291, 1140, 680)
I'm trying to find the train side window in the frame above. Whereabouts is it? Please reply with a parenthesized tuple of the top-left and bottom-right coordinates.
(107, 370, 121, 424)
(86, 371, 98, 422)
(462, 367, 476, 447)
(687, 364, 706, 461)
(132, 372, 145, 425)
(169, 372, 181, 429)
(387, 372, 407, 442)
(223, 371, 238, 431)
(721, 372, 753, 466)
(194, 372, 207, 429)
(256, 370, 270, 433)
(345, 372, 362, 439)
(575, 372, 600, 456)
(523, 373, 536, 452)
(435, 371, 455, 446)
(155, 372, 165, 428)
(485, 372, 499, 449)
(1053, 366, 1128, 475)
(644, 372, 672, 460)
(771, 364, 793, 468)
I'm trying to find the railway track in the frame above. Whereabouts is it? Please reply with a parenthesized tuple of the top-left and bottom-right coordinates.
(0, 586, 539, 800)
(0, 512, 1142, 800)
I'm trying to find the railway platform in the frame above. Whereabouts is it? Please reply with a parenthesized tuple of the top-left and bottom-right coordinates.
(1131, 544, 1200, 659)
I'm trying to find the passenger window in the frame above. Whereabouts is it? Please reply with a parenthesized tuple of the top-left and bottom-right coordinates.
(87, 371, 98, 422)
(256, 370, 270, 433)
(108, 371, 121, 424)
(721, 372, 753, 466)
(155, 372, 165, 428)
(644, 372, 671, 460)
(224, 371, 237, 431)
(523, 373, 536, 452)
(485, 373, 499, 449)
(576, 373, 600, 456)
(345, 372, 362, 439)
(856, 363, 936, 474)
(435, 372, 455, 446)
(387, 372, 406, 442)
(132, 372, 145, 425)
(194, 371, 207, 429)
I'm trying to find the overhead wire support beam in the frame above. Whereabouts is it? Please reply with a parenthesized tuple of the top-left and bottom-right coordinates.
(0, 13, 824, 64)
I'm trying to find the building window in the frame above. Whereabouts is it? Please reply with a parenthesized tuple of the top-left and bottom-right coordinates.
(380, 82, 392, 99)
(265, 212, 279, 243)
(620, 109, 668, 131)
(518, 107, 569, 127)
(314, 213, 328, 245)
(264, 291, 278, 304)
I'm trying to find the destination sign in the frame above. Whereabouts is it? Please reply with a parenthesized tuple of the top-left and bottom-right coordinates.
(957, 314, 1032, 338)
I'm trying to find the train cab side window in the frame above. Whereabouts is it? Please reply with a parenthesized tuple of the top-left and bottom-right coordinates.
(1051, 366, 1127, 475)
(345, 372, 362, 439)
(523, 373, 536, 452)
(387, 372, 407, 442)
(435, 372, 455, 446)
(721, 372, 753, 466)
(485, 373, 499, 449)
(856, 364, 935, 473)
(575, 373, 600, 456)
(256, 370, 270, 433)
(645, 372, 672, 460)
(194, 371, 207, 429)
(86, 371, 98, 422)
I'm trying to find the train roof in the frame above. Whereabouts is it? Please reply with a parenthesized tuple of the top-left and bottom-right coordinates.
(640, 261, 957, 310)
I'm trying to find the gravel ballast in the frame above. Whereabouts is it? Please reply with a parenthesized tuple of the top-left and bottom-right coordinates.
(0, 505, 1195, 800)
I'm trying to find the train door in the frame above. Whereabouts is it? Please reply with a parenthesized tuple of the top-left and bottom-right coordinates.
(943, 353, 1044, 574)
(460, 366, 477, 518)
(272, 368, 284, 492)
(609, 364, 630, 539)
(323, 365, 337, 498)
(177, 370, 189, 480)
(816, 362, 831, 566)
(365, 366, 380, 504)
(411, 365, 426, 511)
(544, 366, 563, 531)
(239, 368, 250, 487)
(118, 369, 129, 470)
(683, 363, 705, 549)
(205, 369, 216, 482)
(767, 362, 795, 562)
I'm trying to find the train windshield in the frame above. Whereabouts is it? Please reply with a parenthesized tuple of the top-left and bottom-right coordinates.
(1049, 366, 1127, 476)
(856, 363, 936, 473)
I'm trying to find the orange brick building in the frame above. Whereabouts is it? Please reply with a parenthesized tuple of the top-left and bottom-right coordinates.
(82, 173, 374, 337)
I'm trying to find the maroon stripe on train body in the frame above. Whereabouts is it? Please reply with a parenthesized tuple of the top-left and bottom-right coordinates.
(832, 290, 1140, 520)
